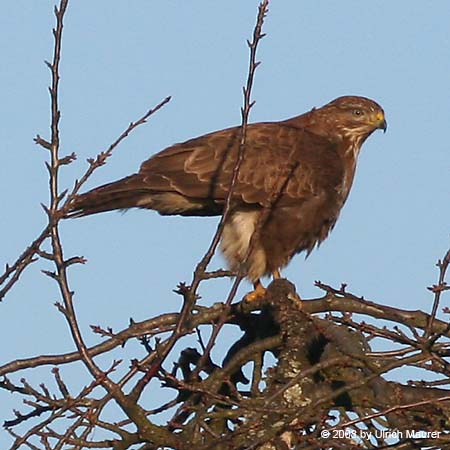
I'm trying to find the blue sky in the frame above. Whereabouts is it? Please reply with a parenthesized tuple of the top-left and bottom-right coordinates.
(1, 1, 449, 446)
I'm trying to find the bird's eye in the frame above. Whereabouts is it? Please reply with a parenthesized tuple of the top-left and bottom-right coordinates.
(352, 109, 364, 117)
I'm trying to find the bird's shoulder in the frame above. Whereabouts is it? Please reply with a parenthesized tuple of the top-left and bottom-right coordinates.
(133, 116, 348, 206)
(139, 115, 340, 173)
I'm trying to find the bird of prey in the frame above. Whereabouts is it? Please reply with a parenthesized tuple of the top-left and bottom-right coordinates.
(69, 96, 386, 297)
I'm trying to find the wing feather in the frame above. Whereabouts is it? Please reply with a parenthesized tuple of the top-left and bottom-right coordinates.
(138, 122, 345, 208)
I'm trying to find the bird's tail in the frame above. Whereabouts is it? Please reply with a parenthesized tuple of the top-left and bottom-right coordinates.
(66, 175, 151, 218)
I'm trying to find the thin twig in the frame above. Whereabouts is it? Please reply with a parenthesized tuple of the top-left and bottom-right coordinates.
(334, 394, 450, 431)
(190, 0, 270, 379)
(62, 95, 171, 211)
(38, 2, 180, 447)
(425, 247, 450, 340)
(127, 0, 270, 404)
(0, 225, 50, 301)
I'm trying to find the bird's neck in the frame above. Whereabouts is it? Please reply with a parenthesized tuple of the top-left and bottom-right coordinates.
(338, 136, 364, 203)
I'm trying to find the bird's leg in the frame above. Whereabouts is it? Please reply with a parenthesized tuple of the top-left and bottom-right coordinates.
(245, 279, 267, 302)
(245, 270, 282, 302)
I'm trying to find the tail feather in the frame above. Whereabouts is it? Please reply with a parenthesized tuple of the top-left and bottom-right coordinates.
(67, 175, 151, 218)
(66, 174, 220, 218)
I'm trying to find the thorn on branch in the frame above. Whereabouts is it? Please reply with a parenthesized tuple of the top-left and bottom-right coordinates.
(39, 382, 51, 398)
(87, 151, 108, 168)
(40, 203, 51, 218)
(51, 367, 70, 398)
(4, 405, 54, 428)
(130, 359, 141, 371)
(34, 135, 52, 150)
(44, 161, 52, 176)
(425, 246, 450, 339)
(109, 359, 122, 373)
(139, 335, 153, 354)
(64, 256, 87, 267)
(57, 189, 68, 204)
(90, 324, 115, 338)
(427, 283, 449, 293)
(54, 301, 67, 315)
(36, 249, 54, 261)
(59, 152, 77, 165)
(42, 269, 58, 280)
(174, 282, 191, 296)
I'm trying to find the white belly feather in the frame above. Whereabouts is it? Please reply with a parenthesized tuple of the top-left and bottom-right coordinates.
(220, 210, 267, 281)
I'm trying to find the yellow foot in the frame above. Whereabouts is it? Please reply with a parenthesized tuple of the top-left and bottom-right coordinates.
(244, 280, 266, 302)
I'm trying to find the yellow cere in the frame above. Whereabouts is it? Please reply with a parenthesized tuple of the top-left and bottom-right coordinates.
(375, 111, 385, 121)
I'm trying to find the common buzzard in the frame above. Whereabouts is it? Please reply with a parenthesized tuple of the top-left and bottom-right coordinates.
(69, 96, 386, 296)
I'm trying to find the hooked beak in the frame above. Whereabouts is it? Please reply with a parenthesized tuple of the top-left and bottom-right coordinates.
(373, 111, 387, 133)
(379, 118, 387, 133)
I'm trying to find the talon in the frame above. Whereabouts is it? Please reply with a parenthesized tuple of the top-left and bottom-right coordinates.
(245, 279, 266, 302)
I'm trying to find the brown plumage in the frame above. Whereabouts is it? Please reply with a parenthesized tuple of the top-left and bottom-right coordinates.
(68, 95, 386, 286)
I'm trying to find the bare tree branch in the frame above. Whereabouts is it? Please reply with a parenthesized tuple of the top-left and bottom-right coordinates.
(2, 1, 449, 449)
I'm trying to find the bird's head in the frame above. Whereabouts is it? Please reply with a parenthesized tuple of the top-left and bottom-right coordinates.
(314, 96, 387, 146)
